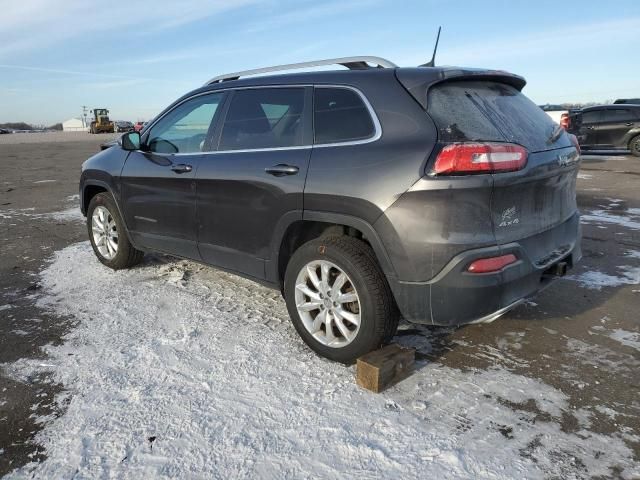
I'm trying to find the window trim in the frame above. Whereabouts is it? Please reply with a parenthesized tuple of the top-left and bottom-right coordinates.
(140, 84, 381, 156)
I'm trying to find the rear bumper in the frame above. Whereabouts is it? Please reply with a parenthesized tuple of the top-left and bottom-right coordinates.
(388, 212, 582, 326)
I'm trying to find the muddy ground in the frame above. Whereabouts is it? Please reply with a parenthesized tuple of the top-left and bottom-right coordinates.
(0, 133, 638, 477)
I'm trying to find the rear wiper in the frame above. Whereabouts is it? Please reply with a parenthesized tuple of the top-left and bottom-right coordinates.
(547, 125, 564, 144)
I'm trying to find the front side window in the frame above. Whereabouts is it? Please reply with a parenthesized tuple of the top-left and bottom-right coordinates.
(314, 87, 375, 144)
(219, 88, 305, 150)
(147, 93, 223, 154)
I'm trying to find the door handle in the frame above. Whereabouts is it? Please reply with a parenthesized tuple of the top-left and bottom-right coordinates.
(625, 122, 634, 126)
(586, 126, 596, 130)
(171, 163, 192, 174)
(265, 164, 299, 176)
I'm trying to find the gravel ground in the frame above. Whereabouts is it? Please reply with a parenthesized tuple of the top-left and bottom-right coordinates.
(0, 134, 638, 477)
(0, 132, 119, 145)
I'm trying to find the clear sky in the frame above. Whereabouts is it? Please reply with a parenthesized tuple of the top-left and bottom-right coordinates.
(1, 0, 639, 124)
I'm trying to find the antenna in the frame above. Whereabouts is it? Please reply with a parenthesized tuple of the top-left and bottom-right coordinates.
(420, 26, 442, 67)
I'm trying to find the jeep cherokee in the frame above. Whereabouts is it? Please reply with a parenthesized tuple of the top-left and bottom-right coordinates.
(79, 56, 582, 362)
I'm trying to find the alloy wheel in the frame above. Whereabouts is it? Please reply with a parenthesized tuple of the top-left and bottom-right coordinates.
(294, 260, 361, 348)
(91, 205, 118, 260)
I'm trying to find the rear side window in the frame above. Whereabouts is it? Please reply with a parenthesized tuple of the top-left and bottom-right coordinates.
(601, 109, 634, 122)
(428, 81, 567, 152)
(314, 87, 375, 144)
(219, 88, 305, 150)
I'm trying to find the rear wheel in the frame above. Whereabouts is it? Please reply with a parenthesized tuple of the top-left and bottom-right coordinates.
(87, 193, 144, 269)
(284, 236, 399, 363)
(629, 135, 640, 157)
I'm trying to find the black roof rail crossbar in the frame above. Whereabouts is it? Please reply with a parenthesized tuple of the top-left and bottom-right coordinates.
(204, 56, 398, 85)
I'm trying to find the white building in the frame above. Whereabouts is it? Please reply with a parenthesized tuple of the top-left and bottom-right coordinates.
(62, 118, 87, 132)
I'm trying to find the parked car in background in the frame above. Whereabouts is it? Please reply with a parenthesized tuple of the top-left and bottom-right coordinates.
(114, 121, 134, 133)
(568, 105, 640, 156)
(80, 57, 582, 362)
(133, 121, 148, 132)
(539, 104, 570, 129)
(613, 98, 640, 105)
(0, 128, 12, 134)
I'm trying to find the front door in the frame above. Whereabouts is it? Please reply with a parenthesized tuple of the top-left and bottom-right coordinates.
(120, 92, 225, 259)
(195, 87, 312, 279)
(598, 108, 636, 148)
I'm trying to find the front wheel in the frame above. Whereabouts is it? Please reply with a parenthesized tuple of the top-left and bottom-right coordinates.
(284, 236, 399, 363)
(629, 135, 640, 157)
(87, 192, 144, 269)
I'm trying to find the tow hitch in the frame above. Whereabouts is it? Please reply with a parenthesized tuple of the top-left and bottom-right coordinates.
(545, 261, 568, 277)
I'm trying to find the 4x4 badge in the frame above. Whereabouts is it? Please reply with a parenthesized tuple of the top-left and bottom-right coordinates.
(499, 206, 520, 227)
(557, 153, 576, 167)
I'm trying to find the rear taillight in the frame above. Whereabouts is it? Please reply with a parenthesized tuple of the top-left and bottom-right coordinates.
(467, 254, 517, 274)
(560, 113, 570, 129)
(432, 143, 528, 175)
(569, 133, 580, 154)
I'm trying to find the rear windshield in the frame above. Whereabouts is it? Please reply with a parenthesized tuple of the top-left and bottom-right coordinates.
(427, 80, 569, 152)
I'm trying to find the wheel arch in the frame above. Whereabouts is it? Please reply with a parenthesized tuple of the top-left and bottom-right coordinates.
(268, 210, 396, 290)
(81, 180, 136, 247)
(81, 181, 110, 215)
(626, 130, 640, 150)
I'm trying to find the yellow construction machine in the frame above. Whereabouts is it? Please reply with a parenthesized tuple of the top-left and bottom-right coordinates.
(89, 108, 115, 134)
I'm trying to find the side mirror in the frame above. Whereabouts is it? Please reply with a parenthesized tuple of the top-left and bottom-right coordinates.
(121, 131, 141, 151)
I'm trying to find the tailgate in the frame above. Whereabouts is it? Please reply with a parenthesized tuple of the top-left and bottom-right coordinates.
(427, 80, 580, 263)
(491, 147, 580, 263)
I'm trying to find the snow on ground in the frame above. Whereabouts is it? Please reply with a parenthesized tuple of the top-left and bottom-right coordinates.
(3, 243, 639, 479)
(0, 202, 83, 224)
(46, 207, 84, 223)
(566, 206, 640, 289)
(626, 250, 640, 260)
(565, 267, 640, 290)
(580, 209, 640, 231)
(609, 329, 640, 352)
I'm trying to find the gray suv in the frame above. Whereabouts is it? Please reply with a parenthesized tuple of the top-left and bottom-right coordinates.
(79, 56, 582, 362)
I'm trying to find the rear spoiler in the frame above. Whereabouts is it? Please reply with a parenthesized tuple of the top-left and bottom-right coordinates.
(395, 67, 527, 110)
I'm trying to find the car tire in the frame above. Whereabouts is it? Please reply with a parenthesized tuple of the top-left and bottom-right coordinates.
(629, 135, 640, 157)
(87, 192, 144, 270)
(284, 235, 399, 363)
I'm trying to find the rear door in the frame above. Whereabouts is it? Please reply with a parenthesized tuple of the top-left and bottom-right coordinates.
(120, 92, 225, 259)
(195, 86, 312, 279)
(597, 108, 636, 148)
(427, 81, 580, 263)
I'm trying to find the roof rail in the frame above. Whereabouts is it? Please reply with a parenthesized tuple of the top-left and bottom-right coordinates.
(204, 56, 398, 85)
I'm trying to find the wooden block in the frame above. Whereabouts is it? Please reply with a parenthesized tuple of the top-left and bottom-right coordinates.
(356, 344, 415, 393)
